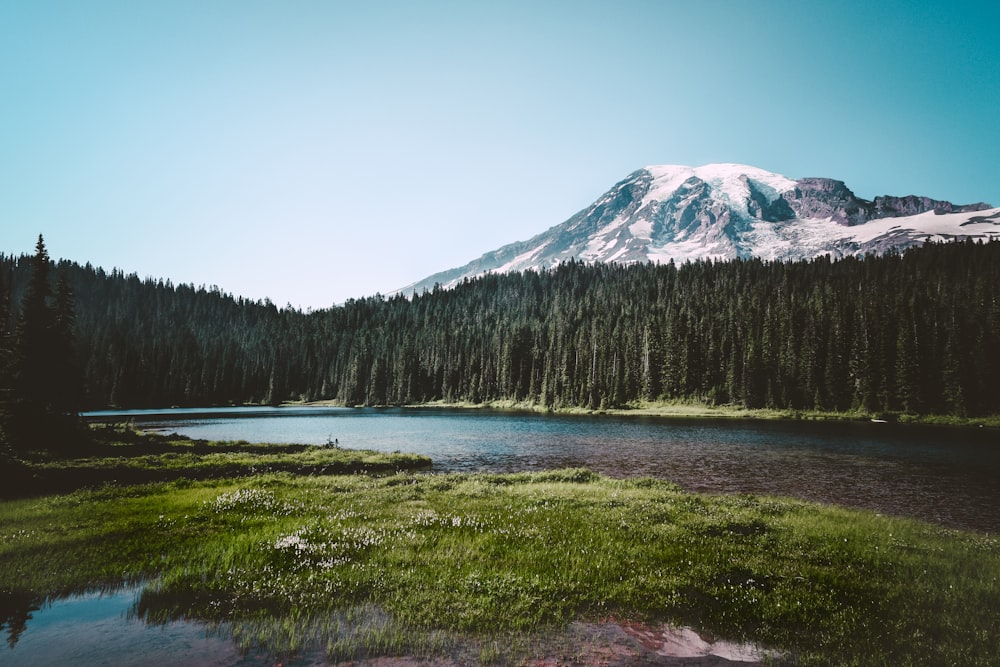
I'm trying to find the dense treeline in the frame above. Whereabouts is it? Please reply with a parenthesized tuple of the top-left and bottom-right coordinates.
(2, 239, 999, 417)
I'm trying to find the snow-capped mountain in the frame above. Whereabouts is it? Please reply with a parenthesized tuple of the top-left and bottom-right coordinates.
(402, 164, 999, 294)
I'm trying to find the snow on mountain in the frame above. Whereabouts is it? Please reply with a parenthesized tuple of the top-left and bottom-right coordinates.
(400, 164, 998, 294)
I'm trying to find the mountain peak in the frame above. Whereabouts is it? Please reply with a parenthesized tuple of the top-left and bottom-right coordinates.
(645, 162, 796, 186)
(400, 165, 1000, 295)
(645, 161, 795, 190)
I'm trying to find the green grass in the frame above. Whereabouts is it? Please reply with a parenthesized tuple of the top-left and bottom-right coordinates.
(2, 465, 998, 665)
(1, 424, 431, 496)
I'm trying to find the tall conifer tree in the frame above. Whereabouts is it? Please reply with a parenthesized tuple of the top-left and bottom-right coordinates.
(0, 261, 12, 456)
(7, 236, 83, 451)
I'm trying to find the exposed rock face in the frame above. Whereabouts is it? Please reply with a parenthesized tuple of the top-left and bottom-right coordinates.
(782, 178, 991, 226)
(653, 178, 728, 240)
(399, 164, 1000, 295)
(783, 178, 871, 225)
(747, 179, 796, 222)
(872, 194, 990, 218)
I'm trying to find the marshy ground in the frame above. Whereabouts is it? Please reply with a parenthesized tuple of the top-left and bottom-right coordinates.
(1, 428, 998, 665)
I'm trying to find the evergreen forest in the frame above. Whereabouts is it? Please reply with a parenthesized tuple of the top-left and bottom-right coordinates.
(2, 238, 1000, 424)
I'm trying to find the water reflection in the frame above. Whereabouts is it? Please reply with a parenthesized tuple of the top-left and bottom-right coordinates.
(0, 590, 37, 649)
(0, 586, 281, 666)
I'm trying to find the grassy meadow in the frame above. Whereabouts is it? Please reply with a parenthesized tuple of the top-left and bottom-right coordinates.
(1, 431, 998, 666)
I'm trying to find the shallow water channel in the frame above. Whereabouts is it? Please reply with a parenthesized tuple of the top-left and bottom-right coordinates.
(6, 406, 999, 664)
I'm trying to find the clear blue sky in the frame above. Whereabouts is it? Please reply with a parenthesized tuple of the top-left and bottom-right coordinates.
(2, 0, 997, 309)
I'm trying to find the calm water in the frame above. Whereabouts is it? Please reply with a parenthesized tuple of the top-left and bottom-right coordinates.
(0, 587, 258, 667)
(86, 406, 1000, 533)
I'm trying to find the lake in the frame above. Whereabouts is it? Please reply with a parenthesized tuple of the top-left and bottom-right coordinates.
(85, 406, 1000, 534)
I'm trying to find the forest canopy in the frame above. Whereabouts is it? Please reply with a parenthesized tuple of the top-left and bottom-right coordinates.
(1, 239, 998, 418)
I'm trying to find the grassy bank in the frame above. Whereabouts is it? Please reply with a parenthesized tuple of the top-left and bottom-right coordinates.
(2, 463, 998, 665)
(299, 397, 1000, 428)
(0, 425, 431, 498)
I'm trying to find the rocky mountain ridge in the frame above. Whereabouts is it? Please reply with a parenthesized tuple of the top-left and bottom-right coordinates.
(783, 176, 989, 225)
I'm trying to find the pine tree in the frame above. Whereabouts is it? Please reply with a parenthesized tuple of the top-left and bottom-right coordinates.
(0, 261, 13, 456)
(6, 236, 84, 451)
(51, 268, 83, 414)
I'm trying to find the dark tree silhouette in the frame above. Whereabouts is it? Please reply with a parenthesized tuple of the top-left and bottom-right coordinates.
(3, 236, 83, 451)
(0, 260, 13, 459)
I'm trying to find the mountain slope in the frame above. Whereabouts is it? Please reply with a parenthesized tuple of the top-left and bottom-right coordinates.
(402, 164, 998, 294)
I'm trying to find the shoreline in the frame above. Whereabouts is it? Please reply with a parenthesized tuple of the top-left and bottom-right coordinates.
(287, 398, 1000, 429)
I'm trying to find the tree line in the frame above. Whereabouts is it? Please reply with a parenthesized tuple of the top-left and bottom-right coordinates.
(2, 239, 999, 430)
